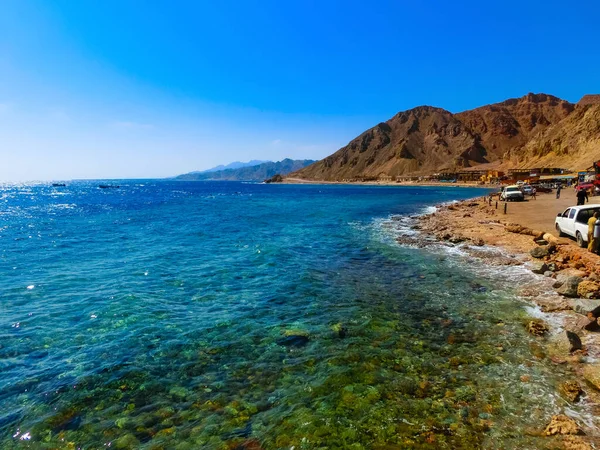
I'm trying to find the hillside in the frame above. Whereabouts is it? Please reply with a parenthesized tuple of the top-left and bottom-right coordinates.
(176, 159, 316, 181)
(516, 104, 600, 170)
(290, 93, 599, 181)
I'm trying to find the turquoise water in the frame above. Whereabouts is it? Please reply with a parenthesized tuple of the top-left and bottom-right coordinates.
(0, 181, 592, 449)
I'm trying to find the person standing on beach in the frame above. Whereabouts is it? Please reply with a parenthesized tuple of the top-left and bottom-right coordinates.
(588, 212, 599, 253)
(556, 185, 562, 199)
(577, 188, 589, 206)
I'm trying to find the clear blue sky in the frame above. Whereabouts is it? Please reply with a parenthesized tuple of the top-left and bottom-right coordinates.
(1, 0, 598, 181)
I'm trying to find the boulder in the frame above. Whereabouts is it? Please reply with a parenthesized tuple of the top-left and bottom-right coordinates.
(583, 364, 600, 391)
(530, 246, 550, 259)
(557, 269, 588, 281)
(556, 277, 583, 297)
(544, 415, 583, 435)
(577, 281, 600, 299)
(531, 262, 548, 274)
(544, 271, 554, 277)
(560, 381, 583, 402)
(574, 316, 600, 331)
(571, 299, 600, 317)
(548, 331, 583, 356)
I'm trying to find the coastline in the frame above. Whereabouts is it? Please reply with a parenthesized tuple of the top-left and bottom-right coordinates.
(281, 177, 494, 188)
(402, 191, 600, 447)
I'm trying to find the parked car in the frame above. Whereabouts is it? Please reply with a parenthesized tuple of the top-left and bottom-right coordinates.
(555, 204, 600, 247)
(531, 184, 552, 193)
(521, 184, 534, 196)
(500, 185, 524, 201)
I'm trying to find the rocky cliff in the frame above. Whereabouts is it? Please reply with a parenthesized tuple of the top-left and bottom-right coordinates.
(290, 93, 599, 181)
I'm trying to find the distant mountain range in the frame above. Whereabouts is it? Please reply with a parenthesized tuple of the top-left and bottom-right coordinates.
(192, 160, 270, 174)
(289, 93, 600, 181)
(176, 159, 317, 181)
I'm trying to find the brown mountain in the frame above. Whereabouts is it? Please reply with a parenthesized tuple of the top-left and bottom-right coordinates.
(515, 103, 600, 170)
(289, 93, 597, 181)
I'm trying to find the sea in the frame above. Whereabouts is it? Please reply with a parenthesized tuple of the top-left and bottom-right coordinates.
(0, 180, 596, 449)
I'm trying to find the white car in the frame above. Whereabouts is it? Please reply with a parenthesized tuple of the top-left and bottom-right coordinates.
(555, 204, 600, 247)
(500, 185, 524, 201)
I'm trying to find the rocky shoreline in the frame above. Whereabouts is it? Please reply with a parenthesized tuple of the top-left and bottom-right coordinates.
(399, 197, 600, 449)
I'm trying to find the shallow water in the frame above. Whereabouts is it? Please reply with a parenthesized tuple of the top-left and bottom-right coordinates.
(0, 181, 593, 449)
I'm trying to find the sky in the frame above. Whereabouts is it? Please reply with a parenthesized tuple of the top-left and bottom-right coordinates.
(0, 0, 599, 181)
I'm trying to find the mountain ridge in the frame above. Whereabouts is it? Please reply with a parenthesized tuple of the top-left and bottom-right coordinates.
(189, 160, 270, 174)
(176, 159, 316, 181)
(290, 93, 598, 181)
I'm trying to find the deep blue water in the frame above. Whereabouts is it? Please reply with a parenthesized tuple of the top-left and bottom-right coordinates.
(0, 181, 591, 449)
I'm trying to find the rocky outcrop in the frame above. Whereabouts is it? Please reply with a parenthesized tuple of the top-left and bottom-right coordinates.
(265, 174, 284, 183)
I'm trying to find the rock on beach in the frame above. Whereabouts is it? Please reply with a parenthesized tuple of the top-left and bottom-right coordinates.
(544, 414, 582, 436)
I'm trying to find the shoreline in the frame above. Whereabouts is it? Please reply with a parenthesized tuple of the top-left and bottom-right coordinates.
(405, 192, 600, 447)
(281, 177, 495, 188)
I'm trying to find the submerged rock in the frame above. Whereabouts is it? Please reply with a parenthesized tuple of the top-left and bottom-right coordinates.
(548, 331, 582, 357)
(544, 414, 583, 435)
(277, 335, 309, 347)
(527, 320, 549, 336)
(331, 323, 348, 338)
(582, 364, 600, 391)
(114, 433, 141, 449)
(560, 381, 583, 402)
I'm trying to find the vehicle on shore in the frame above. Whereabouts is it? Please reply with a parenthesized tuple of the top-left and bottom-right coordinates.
(500, 185, 524, 201)
(555, 204, 600, 247)
(531, 184, 552, 193)
(521, 184, 534, 196)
